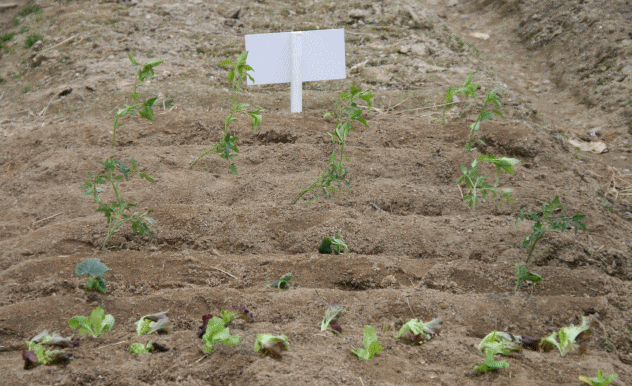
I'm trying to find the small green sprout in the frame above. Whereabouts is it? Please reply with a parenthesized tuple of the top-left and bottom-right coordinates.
(68, 306, 115, 338)
(351, 325, 383, 360)
(112, 54, 163, 147)
(579, 369, 619, 386)
(319, 304, 343, 334)
(318, 233, 348, 254)
(440, 73, 479, 125)
(268, 273, 292, 291)
(516, 196, 586, 262)
(456, 154, 519, 213)
(76, 258, 111, 294)
(190, 51, 262, 173)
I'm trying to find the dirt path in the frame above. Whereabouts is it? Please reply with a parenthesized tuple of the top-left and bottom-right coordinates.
(1, 1, 631, 385)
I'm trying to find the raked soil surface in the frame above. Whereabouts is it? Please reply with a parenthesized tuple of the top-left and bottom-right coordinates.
(1, 1, 632, 385)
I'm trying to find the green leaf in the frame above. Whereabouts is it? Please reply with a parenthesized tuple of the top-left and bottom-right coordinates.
(201, 317, 242, 355)
(219, 59, 234, 66)
(319, 304, 344, 332)
(127, 53, 137, 66)
(540, 316, 592, 357)
(76, 258, 110, 277)
(351, 325, 383, 360)
(268, 272, 292, 290)
(227, 70, 235, 83)
(480, 111, 493, 121)
(473, 348, 509, 373)
(229, 163, 238, 175)
(85, 277, 107, 294)
(128, 342, 154, 354)
(396, 317, 442, 344)
(579, 369, 619, 386)
(492, 109, 505, 119)
(236, 51, 248, 65)
(514, 263, 542, 292)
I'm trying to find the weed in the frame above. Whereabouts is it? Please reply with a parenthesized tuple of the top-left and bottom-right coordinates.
(24, 33, 42, 48)
(12, 17, 21, 25)
(516, 196, 586, 262)
(514, 263, 542, 292)
(190, 51, 262, 173)
(318, 233, 348, 254)
(1, 32, 16, 43)
(465, 88, 504, 150)
(59, 55, 69, 63)
(68, 306, 115, 338)
(293, 83, 373, 204)
(112, 53, 163, 147)
(76, 258, 110, 295)
(81, 156, 156, 250)
(597, 198, 613, 213)
(351, 325, 383, 360)
(579, 369, 618, 386)
(18, 3, 40, 18)
(22, 86, 30, 93)
(456, 154, 519, 213)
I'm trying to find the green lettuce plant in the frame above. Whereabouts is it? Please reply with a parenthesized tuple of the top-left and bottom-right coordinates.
(540, 316, 592, 357)
(320, 303, 343, 334)
(473, 331, 522, 374)
(128, 342, 154, 354)
(200, 316, 242, 355)
(135, 312, 172, 335)
(68, 306, 115, 338)
(76, 258, 110, 294)
(516, 196, 586, 262)
(81, 157, 156, 250)
(112, 54, 164, 147)
(351, 325, 383, 360)
(255, 333, 289, 358)
(456, 154, 519, 213)
(579, 369, 618, 386)
(293, 83, 373, 204)
(190, 51, 262, 173)
(396, 317, 442, 345)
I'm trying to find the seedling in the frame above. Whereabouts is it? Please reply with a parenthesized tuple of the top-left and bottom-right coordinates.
(516, 196, 586, 262)
(135, 312, 172, 335)
(320, 303, 343, 334)
(128, 341, 169, 354)
(199, 316, 242, 355)
(28, 330, 80, 348)
(76, 258, 110, 294)
(190, 51, 262, 173)
(255, 333, 289, 358)
(112, 54, 163, 147)
(540, 316, 592, 357)
(440, 73, 479, 125)
(68, 306, 115, 338)
(514, 263, 542, 292)
(473, 348, 509, 374)
(396, 317, 442, 345)
(81, 156, 156, 250)
(579, 369, 618, 386)
(318, 233, 348, 254)
(473, 331, 523, 374)
(18, 4, 41, 17)
(268, 272, 292, 291)
(22, 343, 72, 369)
(293, 83, 373, 204)
(456, 154, 519, 213)
(464, 88, 504, 150)
(351, 325, 383, 360)
(196, 306, 255, 339)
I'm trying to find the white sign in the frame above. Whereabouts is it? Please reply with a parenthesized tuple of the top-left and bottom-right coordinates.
(245, 29, 346, 113)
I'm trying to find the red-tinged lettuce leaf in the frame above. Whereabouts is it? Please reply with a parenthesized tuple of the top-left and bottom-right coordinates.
(47, 352, 73, 367)
(260, 341, 287, 359)
(521, 335, 540, 351)
(229, 305, 254, 323)
(150, 342, 170, 352)
(329, 321, 342, 334)
(255, 334, 290, 359)
(22, 350, 39, 370)
(197, 314, 214, 339)
(30, 330, 80, 348)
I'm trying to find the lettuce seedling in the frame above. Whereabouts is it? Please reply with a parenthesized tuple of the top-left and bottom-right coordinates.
(456, 154, 519, 213)
(112, 54, 164, 147)
(200, 317, 242, 355)
(351, 326, 383, 360)
(293, 83, 374, 204)
(320, 303, 344, 334)
(190, 51, 262, 174)
(318, 233, 348, 255)
(22, 343, 72, 369)
(254, 333, 290, 359)
(128, 342, 154, 354)
(29, 330, 80, 348)
(473, 348, 509, 374)
(268, 272, 292, 291)
(579, 369, 619, 386)
(197, 306, 254, 339)
(136, 311, 172, 335)
(81, 157, 156, 250)
(68, 306, 115, 338)
(540, 316, 592, 357)
(76, 258, 110, 295)
(477, 331, 522, 355)
(396, 317, 442, 345)
(516, 196, 586, 262)
(514, 263, 542, 292)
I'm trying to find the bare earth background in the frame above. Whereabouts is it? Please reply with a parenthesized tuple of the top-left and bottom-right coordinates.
(1, 0, 632, 385)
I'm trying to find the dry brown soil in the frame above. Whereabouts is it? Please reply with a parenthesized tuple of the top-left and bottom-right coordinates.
(1, 1, 632, 385)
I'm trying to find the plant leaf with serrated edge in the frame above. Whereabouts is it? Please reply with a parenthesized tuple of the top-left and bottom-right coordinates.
(540, 316, 592, 357)
(351, 326, 383, 360)
(514, 263, 542, 292)
(578, 369, 618, 386)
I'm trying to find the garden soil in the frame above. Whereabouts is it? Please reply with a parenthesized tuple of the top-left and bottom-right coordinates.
(1, 0, 632, 385)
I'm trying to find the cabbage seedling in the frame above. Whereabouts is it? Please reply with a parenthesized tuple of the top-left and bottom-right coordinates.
(456, 154, 519, 213)
(268, 272, 292, 291)
(81, 157, 156, 250)
(293, 83, 373, 204)
(75, 258, 110, 294)
(190, 51, 262, 174)
(112, 54, 164, 147)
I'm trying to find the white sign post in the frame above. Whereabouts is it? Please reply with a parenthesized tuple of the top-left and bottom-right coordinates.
(245, 28, 346, 113)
